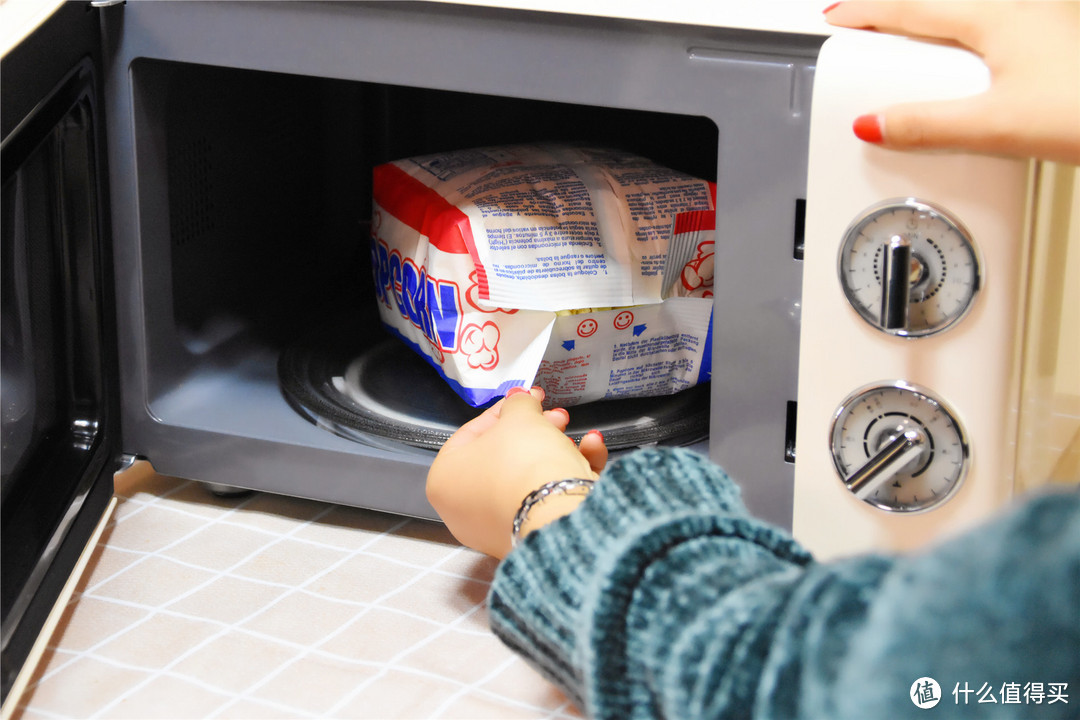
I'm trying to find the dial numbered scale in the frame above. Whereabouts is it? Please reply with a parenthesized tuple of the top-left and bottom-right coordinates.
(831, 198, 981, 513)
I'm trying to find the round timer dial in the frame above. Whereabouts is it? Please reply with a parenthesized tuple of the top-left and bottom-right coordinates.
(838, 198, 981, 337)
(830, 381, 970, 513)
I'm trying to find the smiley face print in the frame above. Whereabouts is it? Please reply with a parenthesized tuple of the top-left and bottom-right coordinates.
(577, 318, 598, 338)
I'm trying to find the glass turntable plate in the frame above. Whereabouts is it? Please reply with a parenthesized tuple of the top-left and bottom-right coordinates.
(279, 337, 709, 451)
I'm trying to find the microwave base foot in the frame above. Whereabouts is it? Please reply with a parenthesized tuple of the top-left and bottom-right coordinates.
(200, 482, 255, 499)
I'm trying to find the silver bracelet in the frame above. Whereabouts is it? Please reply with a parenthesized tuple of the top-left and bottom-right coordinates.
(511, 478, 595, 548)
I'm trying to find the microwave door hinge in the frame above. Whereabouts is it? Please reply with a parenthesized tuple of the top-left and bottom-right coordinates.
(89, 0, 125, 7)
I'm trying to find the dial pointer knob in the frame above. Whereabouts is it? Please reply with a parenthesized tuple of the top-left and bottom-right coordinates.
(838, 199, 981, 337)
(845, 429, 924, 500)
(880, 235, 912, 331)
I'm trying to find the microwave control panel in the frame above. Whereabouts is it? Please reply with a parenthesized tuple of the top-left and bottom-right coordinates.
(794, 31, 1029, 558)
(831, 198, 981, 516)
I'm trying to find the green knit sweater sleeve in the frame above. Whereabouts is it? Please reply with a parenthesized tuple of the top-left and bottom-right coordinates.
(488, 446, 818, 717)
(488, 447, 1080, 720)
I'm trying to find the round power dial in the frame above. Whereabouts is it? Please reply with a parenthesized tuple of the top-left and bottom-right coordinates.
(830, 381, 970, 513)
(838, 198, 981, 337)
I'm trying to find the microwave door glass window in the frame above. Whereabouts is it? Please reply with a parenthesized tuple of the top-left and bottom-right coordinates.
(1, 145, 66, 497)
(1, 98, 107, 667)
(1, 173, 40, 490)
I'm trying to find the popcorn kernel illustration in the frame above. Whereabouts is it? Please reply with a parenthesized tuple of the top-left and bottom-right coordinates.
(680, 241, 715, 298)
(460, 321, 501, 370)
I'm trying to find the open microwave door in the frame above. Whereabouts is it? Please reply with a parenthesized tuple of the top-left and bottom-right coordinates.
(1, 1, 121, 711)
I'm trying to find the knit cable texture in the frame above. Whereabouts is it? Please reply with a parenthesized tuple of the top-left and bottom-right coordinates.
(489, 447, 1080, 719)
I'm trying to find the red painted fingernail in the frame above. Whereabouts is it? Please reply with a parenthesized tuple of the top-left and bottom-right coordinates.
(506, 387, 528, 397)
(853, 114, 884, 144)
(552, 407, 569, 421)
(587, 429, 604, 442)
(822, 2, 841, 14)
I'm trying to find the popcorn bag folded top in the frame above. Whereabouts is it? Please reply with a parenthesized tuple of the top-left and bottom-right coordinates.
(368, 144, 717, 408)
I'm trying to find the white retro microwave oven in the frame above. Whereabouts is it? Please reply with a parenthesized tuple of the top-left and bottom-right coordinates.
(2, 0, 1076, 708)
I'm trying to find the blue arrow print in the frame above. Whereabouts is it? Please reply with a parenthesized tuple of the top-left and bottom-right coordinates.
(562, 340, 576, 351)
(633, 324, 647, 337)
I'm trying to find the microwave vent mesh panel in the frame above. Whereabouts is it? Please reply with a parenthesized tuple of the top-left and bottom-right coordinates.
(169, 136, 215, 248)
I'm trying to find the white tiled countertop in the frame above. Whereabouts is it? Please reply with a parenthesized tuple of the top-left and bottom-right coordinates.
(14, 463, 579, 719)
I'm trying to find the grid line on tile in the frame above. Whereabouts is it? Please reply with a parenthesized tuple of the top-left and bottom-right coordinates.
(425, 653, 521, 718)
(318, 600, 489, 716)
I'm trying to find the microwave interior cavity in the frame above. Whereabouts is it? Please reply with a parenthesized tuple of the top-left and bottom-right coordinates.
(140, 60, 723, 444)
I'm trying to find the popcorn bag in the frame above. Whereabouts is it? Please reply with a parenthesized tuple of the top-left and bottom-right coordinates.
(368, 144, 717, 408)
